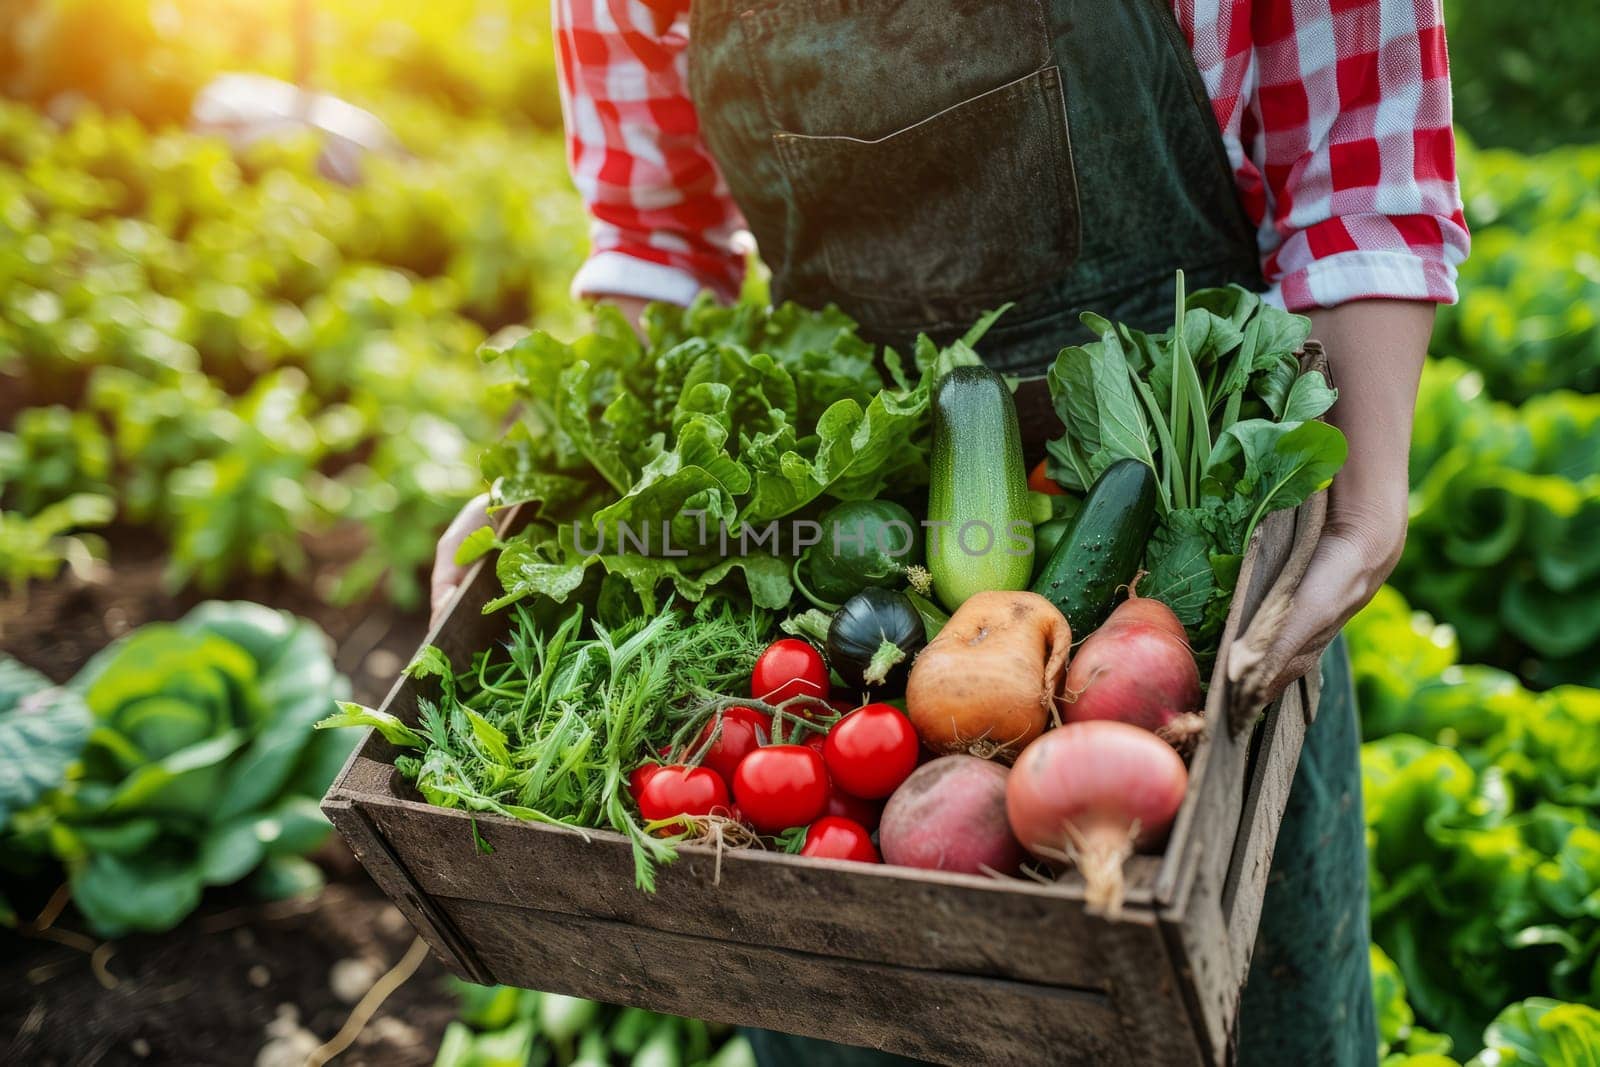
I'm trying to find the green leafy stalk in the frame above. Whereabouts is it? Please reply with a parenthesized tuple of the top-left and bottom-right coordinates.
(318, 598, 774, 890)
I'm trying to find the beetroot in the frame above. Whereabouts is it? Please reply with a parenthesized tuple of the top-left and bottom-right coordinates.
(879, 756, 1024, 876)
(1006, 721, 1188, 918)
(1059, 588, 1204, 751)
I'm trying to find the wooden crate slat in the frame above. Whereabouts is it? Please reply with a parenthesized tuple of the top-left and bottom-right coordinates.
(322, 796, 494, 985)
(1222, 680, 1308, 961)
(437, 894, 1153, 1067)
(356, 790, 1159, 990)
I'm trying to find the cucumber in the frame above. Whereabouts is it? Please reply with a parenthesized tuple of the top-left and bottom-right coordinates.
(1029, 515, 1074, 580)
(1030, 458, 1158, 634)
(927, 366, 1033, 610)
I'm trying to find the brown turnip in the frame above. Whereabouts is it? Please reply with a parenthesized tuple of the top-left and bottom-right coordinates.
(904, 591, 1071, 762)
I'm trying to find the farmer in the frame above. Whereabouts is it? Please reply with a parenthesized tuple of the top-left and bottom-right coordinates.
(434, 1, 1468, 1062)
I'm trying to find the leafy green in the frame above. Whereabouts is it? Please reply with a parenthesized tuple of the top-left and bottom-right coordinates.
(478, 298, 981, 614)
(1471, 998, 1600, 1066)
(434, 976, 749, 1067)
(1352, 587, 1600, 1055)
(0, 88, 587, 608)
(319, 597, 775, 890)
(1045, 276, 1346, 653)
(0, 656, 91, 828)
(18, 601, 353, 936)
(0, 492, 113, 592)
(1396, 359, 1600, 687)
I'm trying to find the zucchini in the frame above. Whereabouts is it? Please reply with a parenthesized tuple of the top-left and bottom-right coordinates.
(1030, 458, 1158, 634)
(927, 366, 1033, 610)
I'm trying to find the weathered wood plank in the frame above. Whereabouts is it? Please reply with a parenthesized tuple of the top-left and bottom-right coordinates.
(321, 796, 493, 984)
(359, 791, 1158, 990)
(1222, 681, 1308, 979)
(438, 894, 1148, 1067)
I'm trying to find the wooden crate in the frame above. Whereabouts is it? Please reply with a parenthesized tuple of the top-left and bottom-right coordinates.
(324, 405, 1328, 1066)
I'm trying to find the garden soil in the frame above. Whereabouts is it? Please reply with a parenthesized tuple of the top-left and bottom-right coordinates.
(1, 531, 456, 1066)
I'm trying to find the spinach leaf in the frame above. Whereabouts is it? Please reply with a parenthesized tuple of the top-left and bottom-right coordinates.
(1040, 274, 1347, 654)
(1205, 420, 1348, 549)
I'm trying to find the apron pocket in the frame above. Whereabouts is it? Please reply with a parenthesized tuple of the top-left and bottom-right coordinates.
(772, 65, 1080, 307)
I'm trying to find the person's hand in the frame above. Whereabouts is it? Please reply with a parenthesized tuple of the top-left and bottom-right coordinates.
(430, 492, 492, 628)
(1227, 299, 1436, 707)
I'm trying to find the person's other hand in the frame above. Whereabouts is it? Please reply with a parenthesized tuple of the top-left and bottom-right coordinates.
(430, 492, 492, 628)
(1227, 299, 1436, 707)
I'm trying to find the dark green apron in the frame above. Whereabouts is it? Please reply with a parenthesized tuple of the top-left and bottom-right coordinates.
(684, 1, 1373, 1062)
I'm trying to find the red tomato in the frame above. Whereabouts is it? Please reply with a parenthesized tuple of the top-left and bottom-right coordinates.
(627, 762, 662, 802)
(637, 765, 730, 829)
(799, 731, 828, 758)
(732, 745, 829, 834)
(824, 787, 883, 831)
(689, 706, 772, 786)
(1028, 459, 1066, 496)
(800, 816, 880, 863)
(823, 703, 920, 800)
(751, 640, 830, 706)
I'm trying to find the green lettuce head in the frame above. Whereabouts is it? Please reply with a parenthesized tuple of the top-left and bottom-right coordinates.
(47, 601, 351, 936)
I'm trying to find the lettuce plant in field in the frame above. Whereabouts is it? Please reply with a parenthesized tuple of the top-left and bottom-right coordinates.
(1351, 588, 1600, 1055)
(1397, 360, 1600, 688)
(1, 602, 351, 935)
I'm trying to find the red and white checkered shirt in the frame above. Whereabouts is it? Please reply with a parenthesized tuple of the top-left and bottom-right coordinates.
(555, 0, 1469, 312)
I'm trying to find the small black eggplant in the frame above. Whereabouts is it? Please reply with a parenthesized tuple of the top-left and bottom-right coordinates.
(827, 587, 927, 695)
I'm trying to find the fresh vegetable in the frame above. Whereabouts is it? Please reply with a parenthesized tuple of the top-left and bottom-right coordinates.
(822, 703, 920, 800)
(1351, 586, 1600, 1051)
(731, 745, 830, 834)
(879, 756, 1023, 876)
(686, 706, 772, 787)
(636, 766, 731, 830)
(823, 786, 883, 831)
(320, 599, 772, 890)
(0, 92, 584, 608)
(627, 763, 662, 802)
(1395, 359, 1600, 688)
(1006, 721, 1189, 918)
(1046, 276, 1347, 655)
(799, 816, 881, 863)
(1029, 516, 1073, 580)
(826, 589, 927, 694)
(437, 978, 749, 1067)
(483, 299, 994, 614)
(1028, 459, 1066, 496)
(797, 499, 924, 608)
(751, 639, 830, 706)
(1060, 583, 1204, 749)
(904, 591, 1072, 761)
(926, 365, 1034, 610)
(1031, 458, 1159, 633)
(3, 603, 350, 937)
